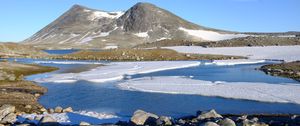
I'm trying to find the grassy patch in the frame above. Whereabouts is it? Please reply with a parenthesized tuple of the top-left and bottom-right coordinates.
(0, 61, 58, 76)
(52, 48, 244, 61)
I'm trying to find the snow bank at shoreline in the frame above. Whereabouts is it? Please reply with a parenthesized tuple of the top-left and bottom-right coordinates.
(205, 59, 267, 66)
(118, 76, 300, 104)
(34, 61, 201, 83)
(19, 111, 120, 125)
(165, 46, 300, 62)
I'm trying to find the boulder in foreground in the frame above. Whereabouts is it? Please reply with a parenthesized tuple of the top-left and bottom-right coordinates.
(130, 109, 159, 125)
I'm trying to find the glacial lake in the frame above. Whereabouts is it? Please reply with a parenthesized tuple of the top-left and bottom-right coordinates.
(9, 57, 300, 119)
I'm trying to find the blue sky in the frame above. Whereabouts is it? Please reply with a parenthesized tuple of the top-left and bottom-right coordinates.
(1, 0, 300, 42)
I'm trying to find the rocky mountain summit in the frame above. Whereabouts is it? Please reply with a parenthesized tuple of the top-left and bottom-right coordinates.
(22, 2, 247, 49)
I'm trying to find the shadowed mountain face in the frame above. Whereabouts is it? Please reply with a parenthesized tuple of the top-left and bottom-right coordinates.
(23, 2, 297, 49)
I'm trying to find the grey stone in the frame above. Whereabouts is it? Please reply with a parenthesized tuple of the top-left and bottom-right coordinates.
(156, 116, 172, 125)
(130, 109, 159, 125)
(38, 116, 59, 126)
(0, 104, 15, 122)
(0, 113, 17, 124)
(218, 118, 236, 126)
(62, 107, 73, 113)
(16, 124, 32, 126)
(54, 106, 63, 113)
(79, 121, 91, 125)
(197, 109, 223, 120)
(25, 105, 32, 109)
(48, 108, 54, 114)
(242, 119, 268, 126)
(199, 122, 220, 126)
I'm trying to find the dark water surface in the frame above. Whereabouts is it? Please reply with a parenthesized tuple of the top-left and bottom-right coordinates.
(43, 49, 80, 54)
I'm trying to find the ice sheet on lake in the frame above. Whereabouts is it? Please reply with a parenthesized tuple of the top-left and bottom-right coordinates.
(118, 76, 300, 104)
(34, 61, 104, 65)
(165, 46, 300, 62)
(34, 61, 201, 83)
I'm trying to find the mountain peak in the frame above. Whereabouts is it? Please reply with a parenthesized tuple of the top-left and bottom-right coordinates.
(117, 2, 200, 32)
(70, 4, 88, 10)
(69, 4, 99, 12)
(133, 2, 156, 8)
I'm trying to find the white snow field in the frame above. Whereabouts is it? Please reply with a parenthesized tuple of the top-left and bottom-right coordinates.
(118, 76, 300, 104)
(34, 61, 201, 83)
(165, 46, 300, 62)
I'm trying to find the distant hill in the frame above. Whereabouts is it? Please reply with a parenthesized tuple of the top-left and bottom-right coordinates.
(0, 42, 47, 58)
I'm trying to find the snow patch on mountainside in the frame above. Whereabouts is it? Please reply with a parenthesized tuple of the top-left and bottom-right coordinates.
(104, 43, 118, 49)
(118, 76, 300, 104)
(179, 27, 247, 41)
(80, 37, 93, 43)
(134, 32, 149, 38)
(157, 37, 170, 41)
(58, 34, 80, 44)
(88, 11, 124, 20)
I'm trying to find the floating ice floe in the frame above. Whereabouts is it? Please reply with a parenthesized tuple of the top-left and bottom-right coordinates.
(34, 61, 201, 83)
(118, 76, 300, 104)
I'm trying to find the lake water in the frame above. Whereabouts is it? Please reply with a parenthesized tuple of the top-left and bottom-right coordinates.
(13, 57, 300, 119)
(43, 49, 80, 55)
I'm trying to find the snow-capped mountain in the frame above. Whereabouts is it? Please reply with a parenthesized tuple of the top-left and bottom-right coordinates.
(23, 2, 246, 49)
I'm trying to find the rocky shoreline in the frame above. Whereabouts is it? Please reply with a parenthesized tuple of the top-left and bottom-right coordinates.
(0, 61, 58, 114)
(1, 105, 299, 126)
(260, 61, 300, 82)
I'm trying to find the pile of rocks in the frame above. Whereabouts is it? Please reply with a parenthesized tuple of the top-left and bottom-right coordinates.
(47, 106, 73, 114)
(128, 109, 275, 126)
(0, 105, 75, 126)
(180, 109, 276, 126)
